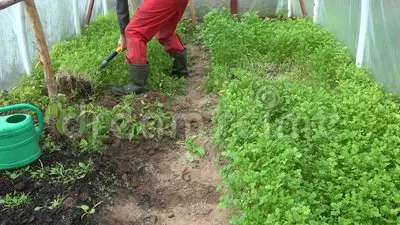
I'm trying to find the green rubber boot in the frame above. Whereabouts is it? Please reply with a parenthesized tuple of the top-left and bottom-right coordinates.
(170, 48, 189, 78)
(111, 63, 149, 95)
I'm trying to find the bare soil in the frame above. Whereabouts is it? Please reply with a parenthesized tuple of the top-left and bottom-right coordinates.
(0, 44, 228, 225)
(92, 44, 228, 225)
(0, 146, 123, 225)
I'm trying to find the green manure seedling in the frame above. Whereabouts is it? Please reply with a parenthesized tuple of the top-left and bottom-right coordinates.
(201, 9, 400, 225)
(0, 192, 30, 210)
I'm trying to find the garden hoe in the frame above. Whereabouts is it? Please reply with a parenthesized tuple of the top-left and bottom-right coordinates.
(98, 46, 123, 70)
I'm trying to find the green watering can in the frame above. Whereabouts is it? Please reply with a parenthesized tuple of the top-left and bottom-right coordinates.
(0, 104, 44, 170)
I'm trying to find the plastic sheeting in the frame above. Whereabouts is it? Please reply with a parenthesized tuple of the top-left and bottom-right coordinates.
(116, 0, 400, 94)
(0, 0, 104, 90)
(315, 0, 361, 62)
(238, 0, 279, 16)
(187, 0, 229, 18)
(182, 0, 279, 18)
(1, 0, 400, 94)
(312, 0, 400, 94)
(291, 0, 313, 18)
(364, 0, 400, 94)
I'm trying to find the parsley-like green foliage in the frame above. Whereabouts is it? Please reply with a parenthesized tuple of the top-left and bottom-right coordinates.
(50, 13, 185, 95)
(201, 9, 400, 225)
(0, 13, 190, 151)
(0, 13, 188, 108)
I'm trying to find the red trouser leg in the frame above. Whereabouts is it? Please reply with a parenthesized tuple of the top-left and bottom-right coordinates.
(155, 2, 188, 54)
(125, 0, 189, 65)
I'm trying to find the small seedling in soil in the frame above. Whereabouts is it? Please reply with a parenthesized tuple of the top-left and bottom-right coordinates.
(184, 151, 199, 163)
(42, 134, 61, 152)
(0, 13, 189, 225)
(34, 194, 66, 211)
(202, 100, 212, 110)
(5, 166, 31, 180)
(184, 135, 206, 158)
(77, 201, 102, 219)
(47, 160, 93, 184)
(0, 192, 30, 209)
(195, 84, 203, 90)
(30, 167, 46, 180)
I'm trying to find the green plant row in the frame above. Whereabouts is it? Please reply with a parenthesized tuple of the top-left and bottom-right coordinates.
(0, 13, 190, 151)
(0, 13, 188, 109)
(200, 9, 400, 224)
(44, 93, 173, 151)
(49, 13, 185, 95)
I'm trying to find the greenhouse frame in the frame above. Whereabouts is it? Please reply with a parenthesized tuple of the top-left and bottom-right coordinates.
(1, 0, 399, 93)
(1, 0, 400, 224)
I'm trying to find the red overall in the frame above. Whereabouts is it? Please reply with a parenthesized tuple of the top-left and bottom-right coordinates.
(125, 0, 189, 65)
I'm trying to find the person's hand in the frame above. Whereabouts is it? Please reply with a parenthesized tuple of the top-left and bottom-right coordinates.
(118, 35, 127, 50)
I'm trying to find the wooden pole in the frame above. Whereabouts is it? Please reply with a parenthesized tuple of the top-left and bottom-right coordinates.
(0, 0, 24, 10)
(85, 0, 95, 26)
(299, 0, 308, 17)
(230, 0, 238, 15)
(188, 0, 198, 24)
(23, 0, 57, 99)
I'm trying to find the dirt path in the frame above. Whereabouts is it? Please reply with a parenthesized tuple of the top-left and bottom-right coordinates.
(93, 44, 229, 225)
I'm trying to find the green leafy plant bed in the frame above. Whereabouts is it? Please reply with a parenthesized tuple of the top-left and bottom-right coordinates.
(0, 13, 187, 109)
(49, 14, 185, 96)
(0, 12, 195, 225)
(0, 91, 176, 224)
(201, 9, 400, 225)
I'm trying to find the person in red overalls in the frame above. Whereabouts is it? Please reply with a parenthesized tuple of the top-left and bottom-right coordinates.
(112, 0, 189, 95)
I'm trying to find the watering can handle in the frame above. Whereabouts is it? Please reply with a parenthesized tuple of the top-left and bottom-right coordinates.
(0, 104, 44, 139)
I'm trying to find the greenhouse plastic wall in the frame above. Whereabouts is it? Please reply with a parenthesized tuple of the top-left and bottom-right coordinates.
(186, 0, 229, 18)
(291, 0, 313, 17)
(291, 0, 400, 94)
(0, 0, 105, 90)
(238, 0, 279, 16)
(314, 0, 361, 56)
(364, 0, 400, 94)
(1, 0, 399, 94)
